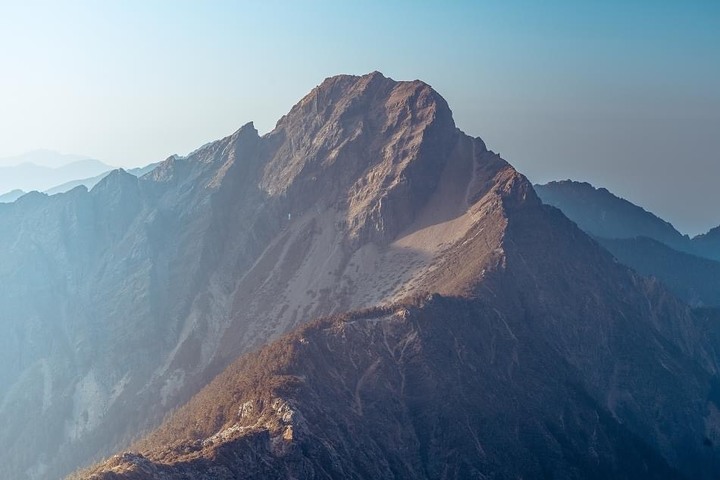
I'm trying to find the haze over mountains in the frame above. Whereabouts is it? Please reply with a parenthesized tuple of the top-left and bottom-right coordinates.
(2, 73, 720, 480)
(0, 150, 160, 203)
(0, 159, 111, 195)
(43, 163, 161, 196)
(0, 150, 93, 168)
(0, 150, 112, 194)
(536, 180, 720, 307)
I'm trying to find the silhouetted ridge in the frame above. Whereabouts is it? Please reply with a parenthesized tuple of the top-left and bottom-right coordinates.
(694, 225, 720, 261)
(536, 179, 720, 306)
(535, 180, 690, 251)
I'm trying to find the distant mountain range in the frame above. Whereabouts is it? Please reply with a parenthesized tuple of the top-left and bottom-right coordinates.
(0, 153, 112, 196)
(2, 73, 720, 480)
(0, 150, 95, 168)
(0, 189, 26, 203)
(536, 180, 720, 306)
(43, 163, 160, 195)
(0, 157, 160, 203)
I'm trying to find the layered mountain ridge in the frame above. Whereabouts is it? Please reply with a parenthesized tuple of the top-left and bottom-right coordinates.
(0, 157, 112, 196)
(534, 180, 692, 252)
(1, 73, 719, 480)
(536, 180, 720, 306)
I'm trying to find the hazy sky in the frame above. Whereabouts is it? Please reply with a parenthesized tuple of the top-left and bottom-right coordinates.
(0, 1, 718, 234)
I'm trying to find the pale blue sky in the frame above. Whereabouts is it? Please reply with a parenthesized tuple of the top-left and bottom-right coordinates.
(0, 1, 718, 234)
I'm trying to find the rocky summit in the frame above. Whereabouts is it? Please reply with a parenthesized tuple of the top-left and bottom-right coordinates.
(1, 73, 720, 480)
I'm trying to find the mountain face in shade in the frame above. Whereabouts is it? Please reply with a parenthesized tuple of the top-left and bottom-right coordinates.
(596, 237, 720, 307)
(694, 226, 720, 262)
(534, 180, 692, 252)
(69, 75, 720, 479)
(78, 300, 686, 480)
(536, 180, 720, 306)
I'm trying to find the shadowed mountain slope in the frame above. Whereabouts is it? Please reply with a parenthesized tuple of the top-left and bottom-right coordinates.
(694, 226, 720, 262)
(535, 180, 692, 252)
(597, 237, 720, 307)
(78, 298, 686, 480)
(536, 180, 720, 306)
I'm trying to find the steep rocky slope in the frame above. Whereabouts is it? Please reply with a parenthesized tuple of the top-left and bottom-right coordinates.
(1, 72, 514, 479)
(80, 152, 720, 478)
(78, 301, 685, 480)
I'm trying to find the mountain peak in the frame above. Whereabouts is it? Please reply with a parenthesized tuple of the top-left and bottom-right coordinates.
(91, 168, 139, 199)
(232, 121, 257, 137)
(258, 71, 460, 244)
(276, 71, 449, 133)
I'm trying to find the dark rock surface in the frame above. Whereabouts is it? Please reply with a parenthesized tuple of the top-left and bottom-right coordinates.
(77, 300, 687, 480)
